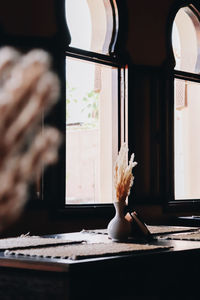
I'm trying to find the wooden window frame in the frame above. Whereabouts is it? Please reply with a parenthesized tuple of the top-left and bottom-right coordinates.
(62, 0, 128, 213)
(164, 3, 200, 213)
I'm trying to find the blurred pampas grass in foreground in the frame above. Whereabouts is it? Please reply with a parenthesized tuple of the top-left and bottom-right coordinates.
(0, 47, 62, 230)
(114, 143, 137, 203)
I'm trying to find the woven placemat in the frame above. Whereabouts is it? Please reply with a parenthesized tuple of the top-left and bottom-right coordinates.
(5, 242, 171, 260)
(148, 225, 197, 235)
(82, 229, 108, 235)
(165, 230, 200, 241)
(83, 226, 197, 236)
(0, 235, 84, 250)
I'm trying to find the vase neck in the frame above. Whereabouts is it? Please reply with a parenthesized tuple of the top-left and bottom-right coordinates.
(114, 201, 125, 217)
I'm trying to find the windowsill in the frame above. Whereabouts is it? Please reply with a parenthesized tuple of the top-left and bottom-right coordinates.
(56, 203, 115, 218)
(176, 216, 200, 227)
(164, 200, 200, 214)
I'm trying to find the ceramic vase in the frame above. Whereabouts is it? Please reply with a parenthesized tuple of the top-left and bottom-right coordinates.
(107, 201, 131, 242)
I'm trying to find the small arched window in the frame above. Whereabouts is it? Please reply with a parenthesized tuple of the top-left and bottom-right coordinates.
(172, 5, 200, 201)
(65, 0, 127, 205)
(65, 0, 118, 54)
(172, 6, 200, 73)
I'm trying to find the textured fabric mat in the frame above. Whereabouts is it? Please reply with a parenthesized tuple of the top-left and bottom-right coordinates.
(148, 225, 197, 235)
(165, 230, 200, 241)
(5, 242, 171, 260)
(83, 226, 197, 236)
(0, 235, 84, 250)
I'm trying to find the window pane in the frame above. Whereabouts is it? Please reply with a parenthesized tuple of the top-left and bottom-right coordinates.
(65, 0, 118, 54)
(174, 78, 200, 199)
(66, 57, 120, 204)
(172, 7, 200, 73)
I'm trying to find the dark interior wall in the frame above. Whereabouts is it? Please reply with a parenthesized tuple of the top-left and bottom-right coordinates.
(125, 0, 175, 66)
(0, 0, 187, 236)
(0, 0, 57, 37)
(124, 0, 176, 209)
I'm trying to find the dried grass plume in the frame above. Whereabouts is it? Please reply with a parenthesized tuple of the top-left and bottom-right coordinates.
(114, 143, 137, 203)
(0, 47, 62, 231)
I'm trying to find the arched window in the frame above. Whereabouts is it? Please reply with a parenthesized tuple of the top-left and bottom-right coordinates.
(65, 0, 118, 54)
(65, 0, 127, 205)
(172, 5, 200, 201)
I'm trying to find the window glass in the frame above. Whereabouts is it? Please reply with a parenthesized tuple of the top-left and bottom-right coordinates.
(66, 57, 120, 204)
(65, 0, 118, 54)
(172, 7, 200, 73)
(65, 0, 125, 205)
(173, 6, 200, 200)
(174, 78, 200, 199)
(172, 7, 200, 200)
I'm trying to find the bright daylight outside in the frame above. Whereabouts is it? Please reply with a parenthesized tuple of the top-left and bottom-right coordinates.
(65, 0, 119, 204)
(173, 7, 200, 200)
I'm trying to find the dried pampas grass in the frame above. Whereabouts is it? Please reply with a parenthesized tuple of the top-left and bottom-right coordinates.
(0, 47, 62, 230)
(114, 143, 137, 203)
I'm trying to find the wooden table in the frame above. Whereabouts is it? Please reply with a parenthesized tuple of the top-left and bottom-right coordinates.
(0, 230, 199, 300)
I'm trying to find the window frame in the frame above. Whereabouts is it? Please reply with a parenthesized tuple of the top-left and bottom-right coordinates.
(63, 0, 128, 211)
(64, 46, 128, 210)
(165, 2, 200, 213)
